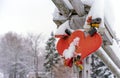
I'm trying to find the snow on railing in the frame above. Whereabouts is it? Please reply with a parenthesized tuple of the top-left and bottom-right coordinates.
(52, 0, 120, 77)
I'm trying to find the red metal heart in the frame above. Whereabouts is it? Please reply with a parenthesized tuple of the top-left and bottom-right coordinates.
(57, 30, 102, 60)
(57, 36, 69, 55)
(69, 30, 102, 60)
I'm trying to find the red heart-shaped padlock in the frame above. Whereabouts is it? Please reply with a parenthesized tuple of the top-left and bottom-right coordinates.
(56, 36, 69, 55)
(57, 30, 102, 60)
(69, 30, 102, 60)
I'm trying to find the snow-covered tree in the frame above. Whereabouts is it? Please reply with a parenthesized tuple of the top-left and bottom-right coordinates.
(0, 32, 46, 78)
(27, 33, 46, 78)
(44, 32, 60, 72)
(0, 32, 28, 78)
(91, 54, 116, 78)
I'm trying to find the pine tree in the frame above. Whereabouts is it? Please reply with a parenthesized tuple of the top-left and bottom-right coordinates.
(91, 54, 116, 78)
(44, 32, 60, 72)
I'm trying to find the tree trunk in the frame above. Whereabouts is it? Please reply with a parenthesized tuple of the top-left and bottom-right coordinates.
(34, 49, 39, 78)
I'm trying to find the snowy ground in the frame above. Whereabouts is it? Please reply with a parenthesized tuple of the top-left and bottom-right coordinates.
(0, 73, 3, 78)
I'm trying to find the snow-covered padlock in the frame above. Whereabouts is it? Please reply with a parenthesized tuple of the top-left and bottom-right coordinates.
(56, 29, 102, 68)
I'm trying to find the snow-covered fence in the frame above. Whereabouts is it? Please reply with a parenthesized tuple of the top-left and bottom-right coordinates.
(52, 0, 120, 78)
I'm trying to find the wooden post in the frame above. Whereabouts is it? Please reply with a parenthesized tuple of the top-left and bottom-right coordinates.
(69, 15, 86, 29)
(53, 8, 67, 27)
(52, 0, 70, 17)
(69, 0, 85, 16)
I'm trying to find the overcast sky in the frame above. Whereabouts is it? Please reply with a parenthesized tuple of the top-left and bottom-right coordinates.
(0, 0, 120, 38)
(0, 0, 56, 35)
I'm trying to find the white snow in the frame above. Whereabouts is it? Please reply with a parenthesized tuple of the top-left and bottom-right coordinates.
(104, 0, 115, 29)
(55, 20, 71, 36)
(81, 0, 95, 6)
(53, 8, 67, 21)
(106, 0, 120, 39)
(63, 37, 80, 59)
(0, 73, 3, 78)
